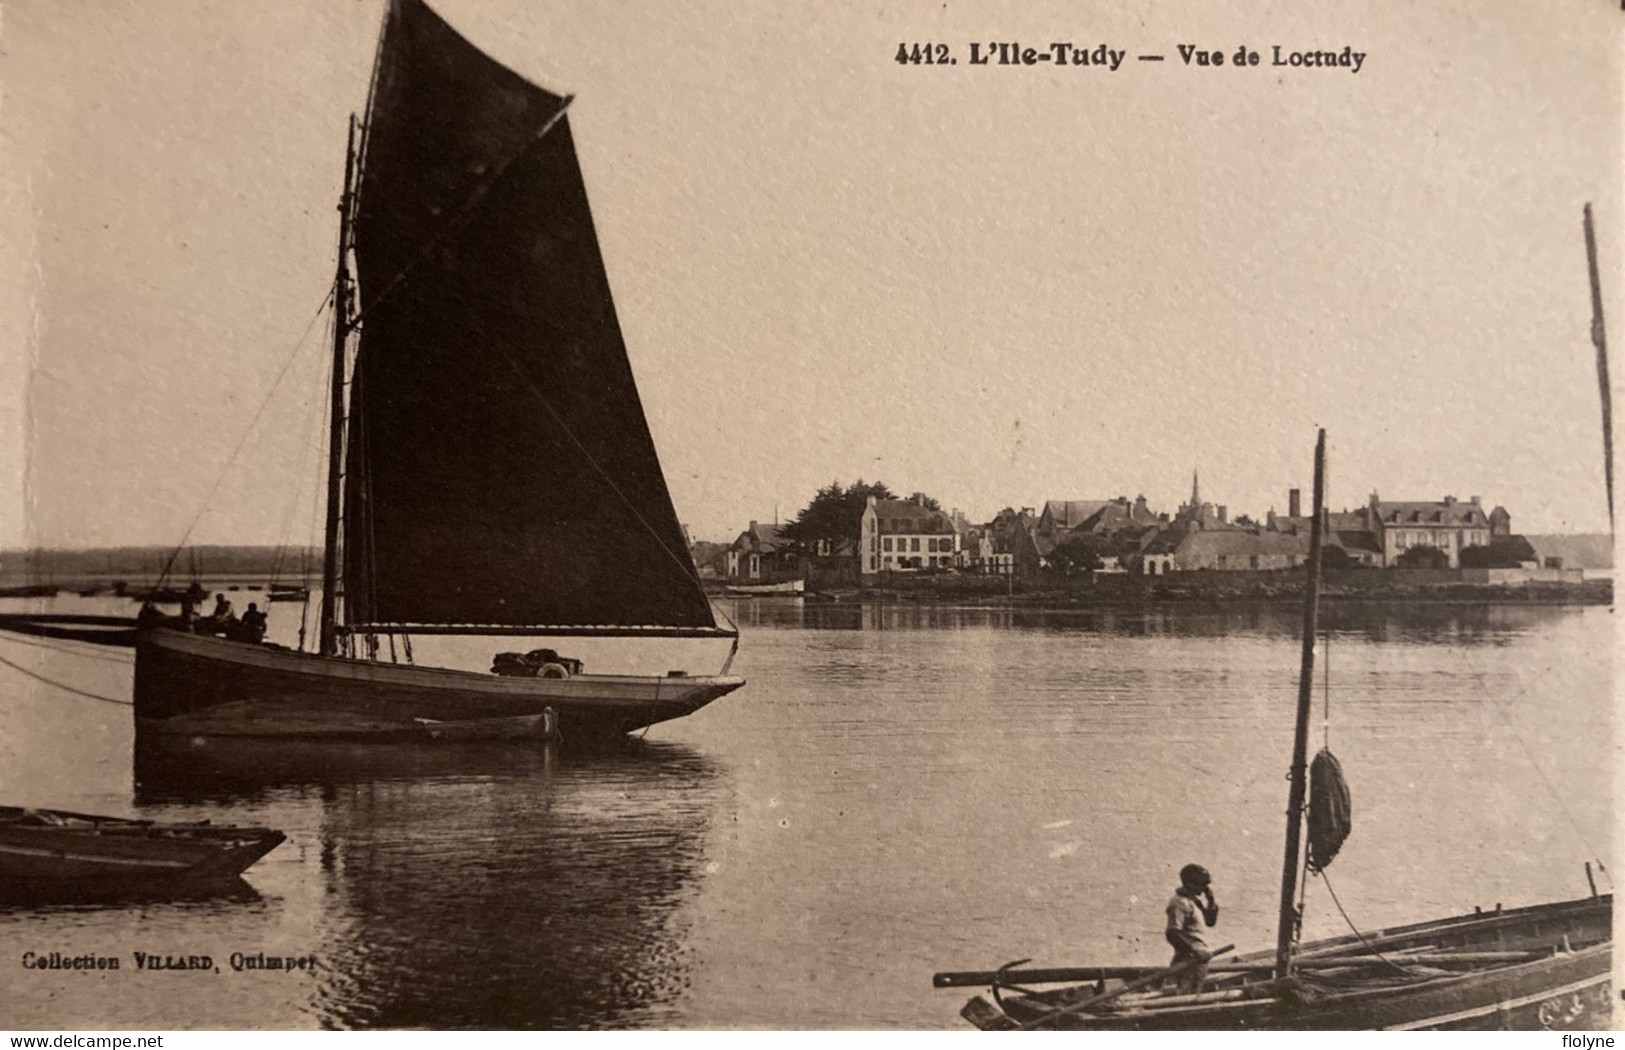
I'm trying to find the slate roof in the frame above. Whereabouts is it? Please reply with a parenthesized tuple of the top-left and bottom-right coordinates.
(1372, 500, 1489, 527)
(730, 522, 786, 553)
(1040, 500, 1113, 531)
(872, 499, 957, 535)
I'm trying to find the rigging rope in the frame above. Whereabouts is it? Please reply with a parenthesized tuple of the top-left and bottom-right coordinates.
(501, 357, 733, 629)
(1454, 648, 1612, 883)
(0, 652, 131, 707)
(1314, 868, 1422, 976)
(270, 309, 334, 590)
(350, 99, 574, 329)
(154, 288, 335, 590)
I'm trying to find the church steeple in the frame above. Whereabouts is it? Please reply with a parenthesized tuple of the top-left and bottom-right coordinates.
(1190, 469, 1200, 508)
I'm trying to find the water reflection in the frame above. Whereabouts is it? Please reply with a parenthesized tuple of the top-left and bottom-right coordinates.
(309, 741, 724, 1029)
(134, 734, 726, 1029)
(133, 731, 560, 803)
(736, 595, 1593, 644)
(0, 876, 261, 911)
(0, 594, 1609, 1029)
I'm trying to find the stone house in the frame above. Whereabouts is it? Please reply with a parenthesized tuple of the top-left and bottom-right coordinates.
(859, 497, 961, 576)
(1367, 494, 1493, 568)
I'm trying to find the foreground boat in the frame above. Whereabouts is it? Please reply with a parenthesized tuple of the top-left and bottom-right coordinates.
(0, 806, 284, 888)
(117, 0, 744, 742)
(943, 895, 1612, 1030)
(935, 431, 1613, 1030)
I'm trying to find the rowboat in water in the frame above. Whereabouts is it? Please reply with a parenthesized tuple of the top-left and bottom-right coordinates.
(724, 579, 806, 597)
(0, 806, 284, 888)
(935, 432, 1613, 1030)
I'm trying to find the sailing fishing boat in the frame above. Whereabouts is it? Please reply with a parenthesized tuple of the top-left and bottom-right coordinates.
(934, 431, 1613, 1030)
(127, 0, 744, 742)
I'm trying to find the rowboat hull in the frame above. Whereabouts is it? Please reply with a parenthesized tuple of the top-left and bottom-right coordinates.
(725, 579, 805, 596)
(133, 628, 743, 743)
(0, 807, 284, 888)
(960, 895, 1613, 1031)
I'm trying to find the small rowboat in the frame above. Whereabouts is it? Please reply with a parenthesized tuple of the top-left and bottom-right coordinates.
(0, 806, 284, 887)
(724, 579, 805, 597)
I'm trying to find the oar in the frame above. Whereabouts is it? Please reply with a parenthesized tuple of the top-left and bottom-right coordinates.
(1013, 945, 1235, 1030)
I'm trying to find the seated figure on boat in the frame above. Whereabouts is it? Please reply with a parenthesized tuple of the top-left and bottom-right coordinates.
(176, 593, 200, 632)
(230, 602, 268, 644)
(136, 601, 164, 630)
(197, 593, 238, 637)
(490, 648, 583, 678)
(1166, 863, 1220, 994)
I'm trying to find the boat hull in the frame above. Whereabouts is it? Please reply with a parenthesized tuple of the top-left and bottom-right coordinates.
(967, 895, 1613, 1031)
(725, 579, 805, 597)
(133, 628, 743, 742)
(0, 807, 284, 888)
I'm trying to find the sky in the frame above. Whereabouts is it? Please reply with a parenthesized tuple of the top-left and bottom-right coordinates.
(1, 0, 1620, 549)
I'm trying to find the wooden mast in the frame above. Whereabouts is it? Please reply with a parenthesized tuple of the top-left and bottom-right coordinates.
(1275, 428, 1326, 979)
(319, 116, 359, 657)
(1583, 203, 1614, 536)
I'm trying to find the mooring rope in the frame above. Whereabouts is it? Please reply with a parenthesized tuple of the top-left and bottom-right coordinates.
(0, 652, 131, 707)
(0, 631, 130, 665)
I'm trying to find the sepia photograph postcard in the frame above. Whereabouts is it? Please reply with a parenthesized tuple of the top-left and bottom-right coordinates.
(0, 0, 1618, 1034)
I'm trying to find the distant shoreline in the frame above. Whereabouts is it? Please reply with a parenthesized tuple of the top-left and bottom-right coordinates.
(752, 569, 1614, 608)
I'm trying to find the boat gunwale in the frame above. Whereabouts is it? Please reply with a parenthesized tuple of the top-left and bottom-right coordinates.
(988, 897, 1612, 1029)
(140, 627, 745, 691)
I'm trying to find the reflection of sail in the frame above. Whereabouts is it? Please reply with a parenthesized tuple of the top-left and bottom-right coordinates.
(311, 742, 722, 1028)
(136, 734, 725, 1027)
(0, 877, 259, 911)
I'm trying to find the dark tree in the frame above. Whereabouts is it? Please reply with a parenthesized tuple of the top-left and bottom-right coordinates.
(779, 480, 898, 555)
(1047, 534, 1108, 575)
(1459, 537, 1538, 569)
(1320, 546, 1358, 570)
(1394, 545, 1450, 570)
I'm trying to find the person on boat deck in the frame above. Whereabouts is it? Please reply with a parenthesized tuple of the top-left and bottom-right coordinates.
(236, 602, 268, 644)
(136, 601, 163, 630)
(1166, 863, 1220, 994)
(211, 593, 233, 620)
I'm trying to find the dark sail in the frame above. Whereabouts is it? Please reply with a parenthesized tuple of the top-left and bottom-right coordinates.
(343, 0, 716, 630)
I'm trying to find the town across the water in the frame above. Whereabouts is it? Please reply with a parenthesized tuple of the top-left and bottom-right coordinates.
(706, 477, 1613, 600)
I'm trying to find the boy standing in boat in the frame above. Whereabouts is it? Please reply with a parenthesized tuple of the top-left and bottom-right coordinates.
(1166, 863, 1220, 994)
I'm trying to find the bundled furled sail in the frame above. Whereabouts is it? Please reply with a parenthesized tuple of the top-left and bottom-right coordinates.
(344, 0, 715, 631)
(1306, 748, 1351, 873)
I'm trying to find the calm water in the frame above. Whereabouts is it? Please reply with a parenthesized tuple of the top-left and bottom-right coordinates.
(0, 595, 1612, 1029)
